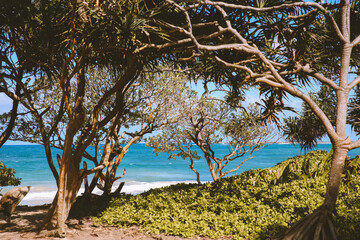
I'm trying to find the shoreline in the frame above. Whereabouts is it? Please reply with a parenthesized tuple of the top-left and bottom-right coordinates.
(2, 143, 356, 207)
(15, 180, 197, 206)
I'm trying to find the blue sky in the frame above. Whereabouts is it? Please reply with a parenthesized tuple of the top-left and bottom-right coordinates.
(0, 93, 12, 112)
(1, 85, 358, 145)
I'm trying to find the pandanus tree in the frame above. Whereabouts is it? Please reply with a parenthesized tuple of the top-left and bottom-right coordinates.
(156, 0, 360, 238)
(1, 0, 177, 236)
(283, 85, 337, 150)
(283, 78, 360, 151)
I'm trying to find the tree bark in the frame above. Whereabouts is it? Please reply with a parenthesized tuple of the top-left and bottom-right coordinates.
(42, 124, 83, 236)
(276, 144, 349, 240)
(323, 145, 349, 211)
(42, 72, 85, 235)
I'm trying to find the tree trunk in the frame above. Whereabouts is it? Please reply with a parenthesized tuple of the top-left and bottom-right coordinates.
(42, 161, 83, 235)
(42, 120, 83, 236)
(102, 136, 138, 196)
(189, 157, 201, 184)
(42, 152, 83, 236)
(323, 145, 348, 210)
(209, 161, 218, 181)
(84, 172, 100, 198)
(276, 145, 348, 240)
(102, 153, 117, 196)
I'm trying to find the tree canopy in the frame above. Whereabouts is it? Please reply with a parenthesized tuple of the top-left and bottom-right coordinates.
(1, 0, 360, 239)
(154, 0, 360, 239)
(148, 85, 275, 183)
(1, 0, 179, 235)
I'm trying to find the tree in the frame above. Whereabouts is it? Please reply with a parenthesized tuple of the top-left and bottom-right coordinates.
(148, 85, 274, 184)
(1, 0, 176, 236)
(81, 67, 192, 197)
(1, 0, 200, 235)
(156, 0, 360, 238)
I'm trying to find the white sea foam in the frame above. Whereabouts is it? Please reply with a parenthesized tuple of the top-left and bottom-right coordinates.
(20, 180, 197, 206)
(120, 180, 196, 195)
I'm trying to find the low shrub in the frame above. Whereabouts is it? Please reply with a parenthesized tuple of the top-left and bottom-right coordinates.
(0, 161, 21, 188)
(92, 151, 360, 239)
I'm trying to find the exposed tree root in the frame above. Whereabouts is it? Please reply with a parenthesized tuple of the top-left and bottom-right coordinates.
(274, 205, 337, 240)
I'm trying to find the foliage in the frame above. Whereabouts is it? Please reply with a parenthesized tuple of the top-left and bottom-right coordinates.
(158, 1, 360, 236)
(258, 150, 330, 184)
(83, 66, 194, 196)
(147, 86, 275, 183)
(0, 0, 179, 232)
(283, 84, 360, 150)
(0, 161, 21, 187)
(283, 85, 336, 150)
(93, 150, 360, 240)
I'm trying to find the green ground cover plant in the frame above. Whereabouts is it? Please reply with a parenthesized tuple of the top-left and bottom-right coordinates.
(92, 150, 360, 239)
(0, 161, 21, 188)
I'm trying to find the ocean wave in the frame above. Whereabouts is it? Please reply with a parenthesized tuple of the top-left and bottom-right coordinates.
(20, 180, 197, 206)
(121, 180, 196, 195)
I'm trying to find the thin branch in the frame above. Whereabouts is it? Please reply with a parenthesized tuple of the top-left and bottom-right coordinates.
(300, 64, 340, 90)
(350, 139, 360, 149)
(0, 83, 20, 148)
(113, 168, 126, 182)
(256, 77, 285, 88)
(214, 5, 247, 44)
(251, 47, 340, 142)
(284, 9, 319, 21)
(220, 155, 254, 178)
(352, 35, 360, 46)
(348, 75, 360, 89)
(184, 0, 346, 43)
(215, 56, 255, 76)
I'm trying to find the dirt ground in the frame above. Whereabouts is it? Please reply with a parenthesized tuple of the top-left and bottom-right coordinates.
(0, 205, 210, 240)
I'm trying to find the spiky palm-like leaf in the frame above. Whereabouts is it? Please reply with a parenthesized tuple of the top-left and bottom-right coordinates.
(283, 85, 336, 150)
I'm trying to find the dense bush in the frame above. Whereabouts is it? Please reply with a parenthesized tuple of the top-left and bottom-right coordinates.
(92, 151, 360, 239)
(0, 161, 21, 187)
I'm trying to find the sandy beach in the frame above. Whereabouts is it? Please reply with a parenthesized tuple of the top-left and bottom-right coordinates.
(0, 204, 216, 240)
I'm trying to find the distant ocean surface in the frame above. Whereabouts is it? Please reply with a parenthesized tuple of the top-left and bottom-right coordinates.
(1, 143, 360, 206)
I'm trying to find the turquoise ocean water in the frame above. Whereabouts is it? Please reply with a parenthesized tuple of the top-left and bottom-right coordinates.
(1, 143, 359, 205)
